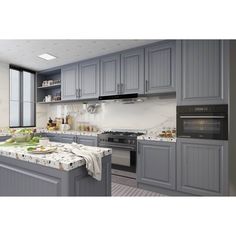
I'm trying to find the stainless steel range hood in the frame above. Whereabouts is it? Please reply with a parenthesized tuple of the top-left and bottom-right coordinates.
(98, 93, 138, 101)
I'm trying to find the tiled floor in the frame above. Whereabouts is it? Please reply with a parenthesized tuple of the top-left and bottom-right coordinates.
(112, 182, 163, 196)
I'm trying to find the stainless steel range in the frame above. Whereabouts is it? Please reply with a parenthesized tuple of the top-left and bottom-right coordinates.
(98, 131, 144, 173)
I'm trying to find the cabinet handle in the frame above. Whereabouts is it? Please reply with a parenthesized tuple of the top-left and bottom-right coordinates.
(76, 89, 79, 98)
(145, 80, 149, 93)
(117, 84, 120, 94)
(120, 83, 123, 94)
(78, 88, 81, 98)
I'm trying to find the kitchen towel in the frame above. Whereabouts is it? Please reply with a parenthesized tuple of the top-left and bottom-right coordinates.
(63, 143, 103, 181)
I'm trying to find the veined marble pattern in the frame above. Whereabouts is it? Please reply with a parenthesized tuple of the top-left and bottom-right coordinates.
(37, 128, 100, 137)
(137, 135, 176, 142)
(0, 142, 111, 171)
(36, 96, 176, 131)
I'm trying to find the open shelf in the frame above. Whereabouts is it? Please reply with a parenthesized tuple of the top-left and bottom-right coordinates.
(38, 84, 61, 89)
(37, 100, 62, 104)
(37, 69, 61, 103)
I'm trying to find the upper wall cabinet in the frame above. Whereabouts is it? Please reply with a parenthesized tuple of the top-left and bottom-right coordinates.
(78, 58, 100, 99)
(61, 64, 78, 101)
(121, 48, 144, 94)
(100, 54, 120, 96)
(177, 40, 229, 105)
(145, 41, 176, 94)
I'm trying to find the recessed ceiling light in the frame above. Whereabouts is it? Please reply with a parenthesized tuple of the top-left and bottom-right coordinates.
(38, 53, 56, 61)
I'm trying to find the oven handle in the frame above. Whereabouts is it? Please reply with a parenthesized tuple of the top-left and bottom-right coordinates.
(179, 115, 226, 119)
(98, 143, 135, 151)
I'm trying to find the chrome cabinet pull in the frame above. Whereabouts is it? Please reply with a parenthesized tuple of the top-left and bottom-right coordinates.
(145, 80, 149, 92)
(120, 83, 123, 94)
(117, 84, 120, 94)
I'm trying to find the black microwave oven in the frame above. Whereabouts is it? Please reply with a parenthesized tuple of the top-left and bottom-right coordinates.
(177, 105, 228, 140)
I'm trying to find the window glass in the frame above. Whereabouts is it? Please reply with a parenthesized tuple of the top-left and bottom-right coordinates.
(9, 68, 35, 127)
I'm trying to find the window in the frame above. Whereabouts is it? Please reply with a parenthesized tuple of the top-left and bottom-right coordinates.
(9, 66, 36, 127)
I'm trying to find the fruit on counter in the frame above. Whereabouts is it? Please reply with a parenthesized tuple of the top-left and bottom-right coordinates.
(27, 146, 46, 152)
(31, 137, 40, 143)
(5, 138, 15, 143)
(48, 127, 57, 131)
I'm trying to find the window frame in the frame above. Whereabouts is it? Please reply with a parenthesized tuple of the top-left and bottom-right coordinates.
(9, 65, 36, 128)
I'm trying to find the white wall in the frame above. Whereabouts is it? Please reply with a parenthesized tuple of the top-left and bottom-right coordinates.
(37, 95, 176, 132)
(0, 62, 9, 128)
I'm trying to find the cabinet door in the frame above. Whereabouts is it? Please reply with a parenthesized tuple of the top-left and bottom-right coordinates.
(145, 41, 176, 94)
(177, 138, 228, 196)
(121, 48, 144, 94)
(177, 40, 229, 105)
(137, 141, 176, 190)
(46, 134, 62, 142)
(77, 136, 97, 146)
(60, 135, 76, 144)
(78, 59, 100, 99)
(61, 64, 78, 101)
(100, 54, 120, 96)
(0, 136, 10, 142)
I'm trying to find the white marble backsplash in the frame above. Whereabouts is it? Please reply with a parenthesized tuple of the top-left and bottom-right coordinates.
(36, 95, 176, 131)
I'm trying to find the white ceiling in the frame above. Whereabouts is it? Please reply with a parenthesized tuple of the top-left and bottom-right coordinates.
(0, 40, 158, 71)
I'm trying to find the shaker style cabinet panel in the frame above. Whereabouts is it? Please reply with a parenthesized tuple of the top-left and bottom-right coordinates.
(177, 138, 228, 196)
(137, 140, 176, 190)
(78, 59, 100, 99)
(177, 40, 229, 105)
(61, 64, 78, 101)
(121, 48, 144, 94)
(76, 136, 97, 146)
(100, 54, 120, 96)
(145, 41, 176, 94)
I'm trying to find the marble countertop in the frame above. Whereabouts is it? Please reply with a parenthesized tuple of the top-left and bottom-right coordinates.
(138, 134, 176, 142)
(0, 133, 10, 137)
(37, 129, 100, 137)
(0, 142, 112, 171)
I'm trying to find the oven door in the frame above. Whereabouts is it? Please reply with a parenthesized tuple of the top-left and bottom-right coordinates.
(111, 148, 136, 172)
(98, 142, 137, 172)
(177, 115, 228, 140)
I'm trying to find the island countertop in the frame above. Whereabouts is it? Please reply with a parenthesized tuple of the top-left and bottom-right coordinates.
(0, 142, 112, 171)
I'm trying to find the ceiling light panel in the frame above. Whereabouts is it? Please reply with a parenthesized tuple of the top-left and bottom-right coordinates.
(38, 53, 56, 61)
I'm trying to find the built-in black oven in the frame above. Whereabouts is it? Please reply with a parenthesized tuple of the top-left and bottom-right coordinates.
(177, 105, 228, 140)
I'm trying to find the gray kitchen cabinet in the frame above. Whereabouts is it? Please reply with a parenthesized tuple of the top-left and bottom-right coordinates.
(145, 41, 176, 94)
(76, 135, 97, 146)
(177, 138, 228, 196)
(78, 59, 100, 99)
(0, 136, 10, 142)
(121, 48, 144, 94)
(100, 54, 120, 96)
(60, 134, 77, 143)
(39, 133, 76, 143)
(176, 40, 229, 105)
(61, 64, 78, 101)
(49, 135, 62, 142)
(137, 140, 176, 190)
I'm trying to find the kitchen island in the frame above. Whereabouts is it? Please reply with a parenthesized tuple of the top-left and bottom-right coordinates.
(0, 142, 112, 196)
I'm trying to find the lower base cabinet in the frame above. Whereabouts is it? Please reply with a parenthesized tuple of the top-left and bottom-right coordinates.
(76, 135, 97, 146)
(39, 133, 97, 146)
(177, 138, 228, 196)
(41, 133, 76, 143)
(0, 136, 10, 142)
(137, 140, 176, 190)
